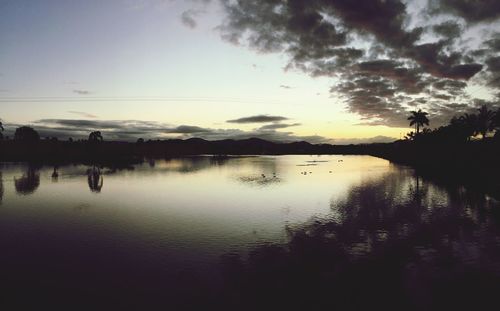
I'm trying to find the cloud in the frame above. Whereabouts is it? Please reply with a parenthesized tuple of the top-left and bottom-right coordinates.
(181, 9, 199, 29)
(432, 21, 462, 42)
(227, 115, 289, 123)
(67, 111, 97, 118)
(163, 125, 212, 134)
(215, 0, 500, 127)
(428, 0, 500, 23)
(33, 119, 174, 140)
(37, 119, 132, 129)
(73, 89, 91, 95)
(29, 118, 329, 143)
(258, 123, 301, 130)
(280, 85, 293, 89)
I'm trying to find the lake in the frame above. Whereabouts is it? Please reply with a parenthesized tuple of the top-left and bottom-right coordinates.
(1, 155, 499, 310)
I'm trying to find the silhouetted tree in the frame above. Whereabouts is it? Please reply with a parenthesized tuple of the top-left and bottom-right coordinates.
(88, 131, 103, 142)
(404, 131, 415, 140)
(407, 109, 429, 135)
(457, 113, 478, 140)
(476, 105, 495, 139)
(14, 126, 40, 142)
(137, 138, 144, 144)
(492, 108, 500, 138)
(0, 120, 4, 140)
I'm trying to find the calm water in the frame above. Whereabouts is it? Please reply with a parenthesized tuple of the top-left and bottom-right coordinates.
(1, 155, 499, 310)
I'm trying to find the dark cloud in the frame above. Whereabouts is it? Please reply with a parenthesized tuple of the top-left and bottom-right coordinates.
(432, 21, 462, 41)
(215, 0, 499, 128)
(405, 42, 483, 80)
(37, 119, 134, 129)
(486, 56, 500, 73)
(67, 111, 97, 118)
(443, 63, 484, 80)
(73, 89, 91, 95)
(485, 34, 500, 52)
(219, 0, 348, 61)
(164, 125, 212, 134)
(33, 119, 186, 140)
(429, 0, 500, 23)
(227, 115, 289, 123)
(433, 79, 467, 91)
(258, 123, 301, 130)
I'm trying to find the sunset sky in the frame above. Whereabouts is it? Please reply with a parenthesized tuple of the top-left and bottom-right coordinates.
(0, 0, 499, 144)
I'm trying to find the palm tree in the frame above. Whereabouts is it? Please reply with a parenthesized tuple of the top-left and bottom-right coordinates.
(476, 105, 495, 139)
(492, 108, 500, 137)
(88, 131, 103, 142)
(407, 109, 430, 135)
(458, 113, 478, 141)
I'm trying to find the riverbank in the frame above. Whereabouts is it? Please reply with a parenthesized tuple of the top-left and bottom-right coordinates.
(1, 137, 499, 197)
(361, 140, 500, 199)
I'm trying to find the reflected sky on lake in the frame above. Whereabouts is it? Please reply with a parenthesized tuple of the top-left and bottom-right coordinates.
(0, 156, 389, 256)
(0, 155, 499, 309)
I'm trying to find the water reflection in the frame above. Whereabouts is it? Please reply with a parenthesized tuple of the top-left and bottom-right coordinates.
(210, 155, 230, 166)
(51, 166, 59, 182)
(87, 166, 103, 193)
(14, 167, 40, 195)
(0, 172, 3, 204)
(147, 158, 155, 168)
(0, 156, 499, 309)
(236, 174, 282, 187)
(218, 168, 500, 310)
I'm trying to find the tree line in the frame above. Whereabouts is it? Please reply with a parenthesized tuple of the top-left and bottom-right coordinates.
(0, 123, 104, 143)
(406, 105, 500, 143)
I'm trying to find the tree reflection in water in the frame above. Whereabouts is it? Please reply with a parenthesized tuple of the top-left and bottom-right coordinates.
(219, 168, 500, 310)
(51, 166, 59, 182)
(14, 167, 40, 195)
(0, 172, 3, 204)
(87, 166, 103, 193)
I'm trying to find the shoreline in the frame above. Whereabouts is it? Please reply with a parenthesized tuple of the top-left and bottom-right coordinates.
(1, 138, 499, 198)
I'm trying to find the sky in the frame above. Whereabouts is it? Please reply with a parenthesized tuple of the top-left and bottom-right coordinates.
(0, 0, 499, 144)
